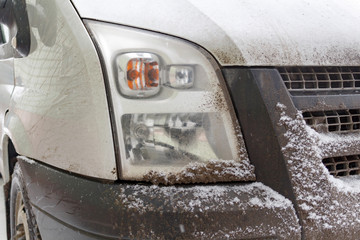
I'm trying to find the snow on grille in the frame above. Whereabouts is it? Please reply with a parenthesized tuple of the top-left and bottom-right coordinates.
(323, 155, 360, 177)
(278, 66, 360, 92)
(277, 103, 360, 238)
(302, 109, 360, 133)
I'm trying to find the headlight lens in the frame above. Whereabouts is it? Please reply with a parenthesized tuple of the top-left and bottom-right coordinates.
(122, 112, 234, 165)
(86, 20, 254, 184)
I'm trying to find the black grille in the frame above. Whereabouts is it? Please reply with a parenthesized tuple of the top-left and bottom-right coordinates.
(278, 66, 360, 92)
(302, 109, 360, 133)
(323, 155, 360, 177)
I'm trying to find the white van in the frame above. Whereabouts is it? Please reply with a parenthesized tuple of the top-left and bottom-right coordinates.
(1, 0, 360, 239)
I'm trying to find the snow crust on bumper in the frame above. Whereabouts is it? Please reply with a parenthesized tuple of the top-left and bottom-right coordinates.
(18, 158, 300, 240)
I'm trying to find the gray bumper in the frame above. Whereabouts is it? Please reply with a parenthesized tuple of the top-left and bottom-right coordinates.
(19, 159, 300, 239)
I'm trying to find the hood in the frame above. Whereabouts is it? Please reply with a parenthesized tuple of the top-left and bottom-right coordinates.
(71, 0, 360, 66)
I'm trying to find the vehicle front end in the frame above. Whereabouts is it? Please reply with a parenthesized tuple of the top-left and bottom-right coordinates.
(2, 0, 360, 239)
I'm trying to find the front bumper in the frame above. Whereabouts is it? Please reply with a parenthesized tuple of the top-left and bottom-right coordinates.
(19, 159, 300, 239)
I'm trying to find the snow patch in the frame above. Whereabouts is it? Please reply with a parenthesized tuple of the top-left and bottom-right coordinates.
(118, 182, 293, 214)
(328, 175, 360, 194)
(17, 156, 36, 165)
(277, 102, 360, 237)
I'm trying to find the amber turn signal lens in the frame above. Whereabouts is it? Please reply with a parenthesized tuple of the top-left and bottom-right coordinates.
(116, 53, 160, 98)
(126, 59, 159, 90)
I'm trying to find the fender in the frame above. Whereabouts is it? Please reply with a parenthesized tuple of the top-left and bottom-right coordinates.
(1, 111, 31, 183)
(8, 0, 118, 180)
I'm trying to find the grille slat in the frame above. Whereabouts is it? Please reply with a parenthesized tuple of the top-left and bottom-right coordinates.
(302, 109, 360, 133)
(323, 155, 360, 177)
(278, 66, 360, 93)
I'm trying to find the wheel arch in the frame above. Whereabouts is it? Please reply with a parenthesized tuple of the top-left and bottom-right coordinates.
(1, 134, 18, 184)
(1, 133, 18, 240)
(1, 109, 25, 184)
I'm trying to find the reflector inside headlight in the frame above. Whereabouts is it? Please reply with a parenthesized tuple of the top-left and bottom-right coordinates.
(86, 20, 254, 184)
(166, 65, 194, 89)
(122, 113, 233, 166)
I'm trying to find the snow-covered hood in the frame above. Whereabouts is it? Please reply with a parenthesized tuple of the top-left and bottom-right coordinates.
(72, 0, 360, 66)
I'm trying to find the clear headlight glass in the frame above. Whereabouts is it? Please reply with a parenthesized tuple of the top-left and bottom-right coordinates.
(86, 20, 251, 183)
(122, 112, 234, 165)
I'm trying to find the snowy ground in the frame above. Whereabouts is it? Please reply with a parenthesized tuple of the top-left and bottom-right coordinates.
(0, 178, 7, 239)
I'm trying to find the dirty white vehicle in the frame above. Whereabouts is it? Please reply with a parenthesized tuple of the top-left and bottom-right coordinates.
(1, 0, 360, 239)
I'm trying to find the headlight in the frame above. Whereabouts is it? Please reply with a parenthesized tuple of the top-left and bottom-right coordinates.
(86, 20, 255, 184)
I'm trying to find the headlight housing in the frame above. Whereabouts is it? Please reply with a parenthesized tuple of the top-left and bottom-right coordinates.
(86, 20, 255, 184)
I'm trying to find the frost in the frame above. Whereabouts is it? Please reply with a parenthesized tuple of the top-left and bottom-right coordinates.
(18, 156, 36, 165)
(328, 175, 360, 194)
(73, 0, 360, 66)
(118, 182, 293, 213)
(277, 102, 360, 238)
(142, 159, 255, 185)
(117, 182, 300, 239)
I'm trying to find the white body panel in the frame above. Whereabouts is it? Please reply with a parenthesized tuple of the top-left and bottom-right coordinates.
(72, 0, 360, 66)
(2, 0, 117, 180)
(0, 59, 13, 177)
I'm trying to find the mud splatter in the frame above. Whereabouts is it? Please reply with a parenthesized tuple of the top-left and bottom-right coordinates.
(143, 160, 255, 185)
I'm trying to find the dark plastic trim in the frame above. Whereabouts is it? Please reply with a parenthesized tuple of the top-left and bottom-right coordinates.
(222, 68, 304, 238)
(17, 157, 300, 239)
